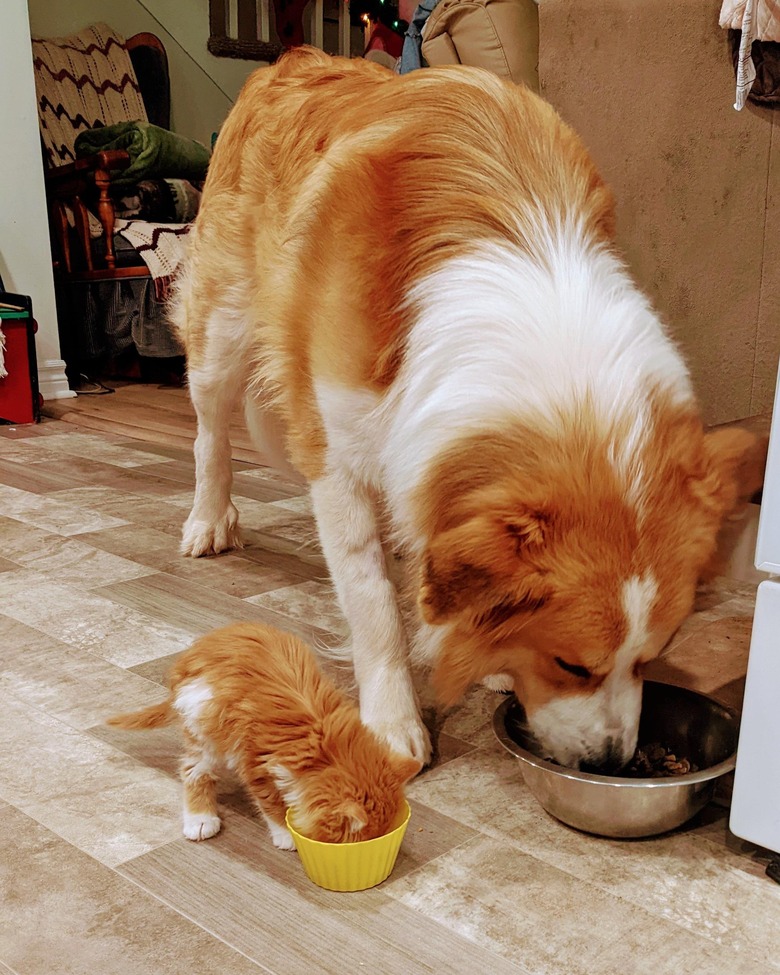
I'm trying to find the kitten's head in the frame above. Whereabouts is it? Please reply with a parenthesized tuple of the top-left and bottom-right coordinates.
(272, 748, 421, 844)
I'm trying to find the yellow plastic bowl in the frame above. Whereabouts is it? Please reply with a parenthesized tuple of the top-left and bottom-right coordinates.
(286, 800, 411, 892)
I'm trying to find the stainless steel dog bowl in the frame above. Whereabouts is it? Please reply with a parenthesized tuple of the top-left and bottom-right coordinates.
(493, 681, 738, 838)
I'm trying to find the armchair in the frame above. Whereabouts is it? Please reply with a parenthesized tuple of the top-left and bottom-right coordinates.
(31, 23, 195, 381)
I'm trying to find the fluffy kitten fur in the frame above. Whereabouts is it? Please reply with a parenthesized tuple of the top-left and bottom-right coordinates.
(107, 623, 420, 848)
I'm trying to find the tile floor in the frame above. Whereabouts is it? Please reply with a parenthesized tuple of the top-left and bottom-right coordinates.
(1, 417, 779, 975)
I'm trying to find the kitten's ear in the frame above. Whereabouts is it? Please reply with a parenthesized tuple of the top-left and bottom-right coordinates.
(391, 754, 423, 783)
(341, 800, 368, 834)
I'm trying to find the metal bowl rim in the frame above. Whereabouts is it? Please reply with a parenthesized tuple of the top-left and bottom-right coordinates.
(492, 683, 738, 788)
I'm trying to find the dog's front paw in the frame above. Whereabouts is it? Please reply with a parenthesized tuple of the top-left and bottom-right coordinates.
(367, 716, 432, 769)
(182, 811, 222, 841)
(181, 504, 242, 557)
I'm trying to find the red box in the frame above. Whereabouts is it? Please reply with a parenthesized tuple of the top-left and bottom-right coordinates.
(0, 295, 41, 425)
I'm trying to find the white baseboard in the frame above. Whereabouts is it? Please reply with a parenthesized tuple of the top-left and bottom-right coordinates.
(38, 359, 75, 401)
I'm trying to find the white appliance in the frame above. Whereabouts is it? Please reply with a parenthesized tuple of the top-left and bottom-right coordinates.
(729, 368, 780, 857)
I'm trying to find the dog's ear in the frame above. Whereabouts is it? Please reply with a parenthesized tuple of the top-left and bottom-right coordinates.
(418, 506, 550, 624)
(692, 428, 767, 515)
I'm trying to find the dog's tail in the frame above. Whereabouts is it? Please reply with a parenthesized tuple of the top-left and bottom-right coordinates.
(106, 698, 175, 731)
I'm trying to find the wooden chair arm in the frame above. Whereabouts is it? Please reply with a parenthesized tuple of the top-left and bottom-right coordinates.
(44, 150, 132, 198)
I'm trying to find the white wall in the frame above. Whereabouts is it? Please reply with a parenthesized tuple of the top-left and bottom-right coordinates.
(27, 0, 259, 145)
(0, 0, 71, 403)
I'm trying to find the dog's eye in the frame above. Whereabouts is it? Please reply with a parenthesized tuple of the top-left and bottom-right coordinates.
(554, 656, 592, 680)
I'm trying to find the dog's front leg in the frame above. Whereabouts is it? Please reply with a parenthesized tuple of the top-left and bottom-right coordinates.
(310, 471, 431, 766)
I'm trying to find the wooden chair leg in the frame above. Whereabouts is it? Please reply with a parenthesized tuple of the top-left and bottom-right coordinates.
(94, 166, 117, 270)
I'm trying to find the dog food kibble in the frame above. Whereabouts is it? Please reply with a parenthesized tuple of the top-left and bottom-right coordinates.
(624, 742, 698, 778)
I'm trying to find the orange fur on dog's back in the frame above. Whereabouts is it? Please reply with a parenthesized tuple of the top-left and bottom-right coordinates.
(107, 623, 419, 846)
(171, 48, 614, 477)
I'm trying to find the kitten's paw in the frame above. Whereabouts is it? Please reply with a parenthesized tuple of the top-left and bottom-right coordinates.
(182, 811, 222, 841)
(181, 504, 242, 558)
(268, 819, 296, 851)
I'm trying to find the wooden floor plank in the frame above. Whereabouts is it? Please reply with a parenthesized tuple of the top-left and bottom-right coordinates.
(44, 383, 264, 464)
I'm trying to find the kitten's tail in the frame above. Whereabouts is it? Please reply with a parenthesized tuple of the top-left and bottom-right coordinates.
(106, 699, 175, 730)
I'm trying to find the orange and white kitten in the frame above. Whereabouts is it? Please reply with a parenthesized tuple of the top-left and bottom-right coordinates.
(107, 623, 420, 848)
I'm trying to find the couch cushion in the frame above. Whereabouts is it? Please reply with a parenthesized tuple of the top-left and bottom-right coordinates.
(422, 0, 539, 89)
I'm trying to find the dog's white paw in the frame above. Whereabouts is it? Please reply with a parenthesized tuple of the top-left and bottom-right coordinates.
(182, 811, 222, 841)
(482, 673, 514, 693)
(368, 717, 432, 768)
(181, 504, 242, 557)
(268, 820, 296, 850)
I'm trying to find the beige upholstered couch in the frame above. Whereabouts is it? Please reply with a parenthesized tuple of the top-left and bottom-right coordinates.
(422, 0, 778, 425)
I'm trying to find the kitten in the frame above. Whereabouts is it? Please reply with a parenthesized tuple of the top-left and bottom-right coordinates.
(107, 622, 420, 848)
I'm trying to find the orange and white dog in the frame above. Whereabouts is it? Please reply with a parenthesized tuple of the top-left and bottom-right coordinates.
(172, 48, 761, 771)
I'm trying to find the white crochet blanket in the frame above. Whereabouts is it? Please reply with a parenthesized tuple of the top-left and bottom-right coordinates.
(114, 220, 191, 301)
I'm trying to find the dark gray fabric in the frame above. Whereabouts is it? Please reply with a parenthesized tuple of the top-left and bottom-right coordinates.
(400, 0, 444, 73)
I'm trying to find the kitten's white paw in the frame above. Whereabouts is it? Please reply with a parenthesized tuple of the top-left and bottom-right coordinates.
(482, 673, 514, 693)
(181, 504, 242, 557)
(268, 819, 296, 850)
(182, 811, 222, 841)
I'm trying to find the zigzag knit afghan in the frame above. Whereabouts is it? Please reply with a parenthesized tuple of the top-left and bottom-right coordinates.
(31, 23, 147, 167)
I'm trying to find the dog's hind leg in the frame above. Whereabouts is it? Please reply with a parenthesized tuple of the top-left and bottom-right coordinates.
(181, 309, 249, 557)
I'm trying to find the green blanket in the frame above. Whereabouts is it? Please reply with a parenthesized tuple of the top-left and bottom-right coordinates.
(75, 121, 210, 186)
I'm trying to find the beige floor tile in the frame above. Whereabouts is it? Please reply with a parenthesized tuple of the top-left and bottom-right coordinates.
(405, 747, 780, 971)
(245, 579, 347, 636)
(0, 418, 71, 438)
(46, 486, 189, 536)
(96, 572, 334, 645)
(0, 456, 94, 495)
(0, 516, 156, 588)
(0, 483, 128, 535)
(386, 832, 768, 975)
(0, 615, 167, 730)
(0, 805, 267, 975)
(81, 522, 323, 592)
(647, 615, 753, 709)
(0, 437, 65, 463)
(89, 721, 183, 780)
(0, 691, 181, 865)
(269, 494, 313, 514)
(17, 431, 175, 468)
(119, 804, 526, 975)
(0, 570, 193, 666)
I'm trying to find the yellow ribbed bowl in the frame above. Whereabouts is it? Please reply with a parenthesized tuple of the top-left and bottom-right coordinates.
(286, 800, 411, 892)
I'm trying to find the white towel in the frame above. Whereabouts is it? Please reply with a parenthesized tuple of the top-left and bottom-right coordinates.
(720, 0, 780, 109)
(0, 326, 8, 380)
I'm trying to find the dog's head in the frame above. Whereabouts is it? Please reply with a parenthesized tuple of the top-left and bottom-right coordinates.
(419, 417, 765, 770)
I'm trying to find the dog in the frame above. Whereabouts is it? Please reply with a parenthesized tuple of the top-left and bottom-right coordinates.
(171, 47, 763, 771)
